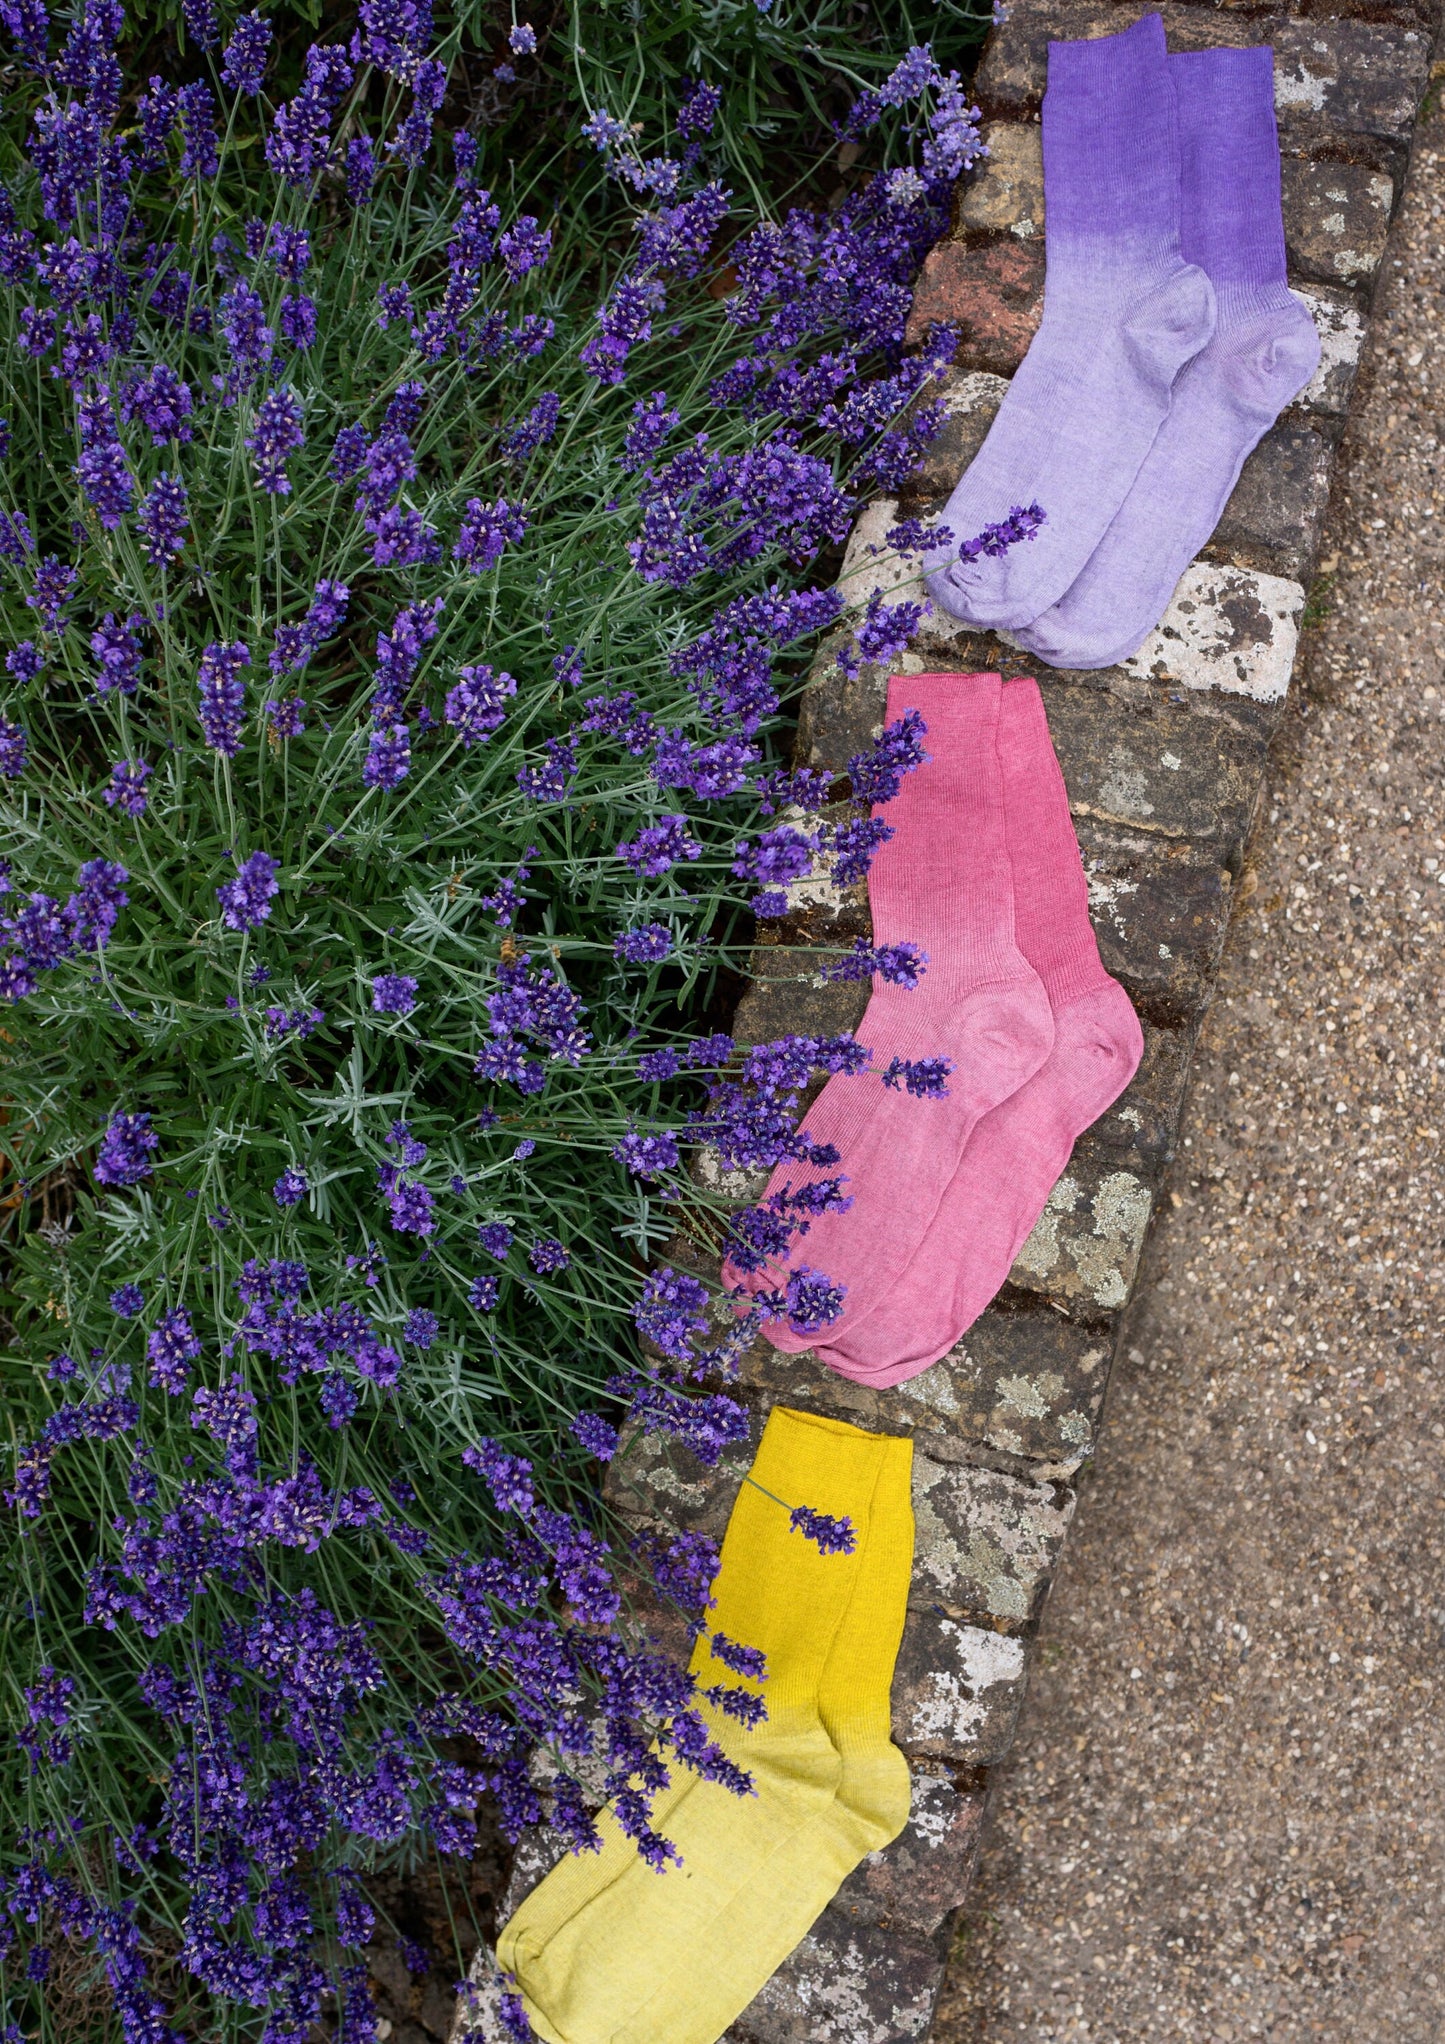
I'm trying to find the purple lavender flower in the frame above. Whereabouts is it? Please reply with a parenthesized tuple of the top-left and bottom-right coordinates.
(529, 1237, 568, 1276)
(146, 1307, 201, 1393)
(94, 1111, 159, 1187)
(109, 1283, 145, 1317)
(614, 924, 672, 965)
(137, 474, 189, 566)
(197, 642, 251, 756)
(634, 1265, 710, 1361)
(75, 437, 132, 529)
(499, 216, 552, 279)
(677, 78, 722, 137)
(789, 1503, 856, 1555)
(571, 1411, 618, 1460)
(331, 423, 369, 483)
(91, 613, 144, 696)
(509, 21, 537, 53)
(515, 733, 576, 804)
(266, 697, 306, 738)
(0, 715, 26, 778)
(122, 363, 193, 446)
(7, 641, 42, 684)
(615, 815, 700, 877)
(273, 1166, 308, 1208)
(403, 1308, 438, 1347)
(216, 849, 280, 931)
(453, 496, 527, 573)
(178, 81, 220, 178)
(371, 973, 418, 1015)
(217, 279, 273, 381)
(613, 1130, 680, 1180)
(847, 708, 930, 806)
(347, 135, 377, 204)
(955, 501, 1045, 565)
(820, 938, 928, 987)
(103, 758, 152, 816)
(363, 723, 411, 790)
(385, 1175, 435, 1235)
(880, 1054, 953, 1099)
(182, 0, 219, 49)
(221, 10, 271, 92)
(443, 663, 515, 746)
(246, 387, 305, 495)
(467, 1272, 500, 1311)
(475, 1222, 511, 1262)
(266, 42, 355, 187)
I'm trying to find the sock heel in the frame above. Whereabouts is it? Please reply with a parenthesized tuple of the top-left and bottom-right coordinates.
(1121, 263, 1216, 390)
(952, 976, 1055, 1106)
(1221, 301, 1321, 416)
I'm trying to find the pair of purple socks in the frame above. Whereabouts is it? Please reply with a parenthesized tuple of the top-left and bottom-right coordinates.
(924, 13, 1320, 667)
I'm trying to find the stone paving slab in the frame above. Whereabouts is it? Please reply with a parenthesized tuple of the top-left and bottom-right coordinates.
(731, 1304, 1112, 1473)
(722, 1910, 944, 2044)
(974, 2, 1431, 167)
(1080, 825, 1233, 1020)
(955, 123, 1045, 238)
(892, 1613, 1032, 1762)
(1203, 417, 1335, 579)
(1290, 282, 1367, 413)
(905, 237, 1044, 372)
(1281, 155, 1395, 285)
(1005, 1148, 1155, 1313)
(832, 1768, 987, 1939)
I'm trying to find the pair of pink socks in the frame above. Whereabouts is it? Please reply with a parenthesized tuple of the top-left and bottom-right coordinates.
(729, 672, 1142, 1385)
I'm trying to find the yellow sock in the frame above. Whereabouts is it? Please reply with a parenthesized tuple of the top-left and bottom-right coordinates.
(498, 1409, 915, 2044)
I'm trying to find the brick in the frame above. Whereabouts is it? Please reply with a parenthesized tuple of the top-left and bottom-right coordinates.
(892, 1608, 1030, 1762)
(1008, 1149, 1153, 1312)
(910, 1454, 1073, 1619)
(1083, 822, 1232, 1023)
(725, 1909, 944, 2043)
(1045, 680, 1268, 854)
(1291, 283, 1366, 417)
(899, 371, 1008, 512)
(1121, 561, 1304, 704)
(832, 1767, 986, 1937)
(1205, 418, 1335, 582)
(904, 237, 1044, 374)
(732, 1298, 1114, 1473)
(1282, 157, 1393, 288)
(955, 121, 1044, 238)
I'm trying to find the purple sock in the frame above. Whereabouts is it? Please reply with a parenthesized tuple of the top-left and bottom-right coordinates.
(924, 13, 1216, 632)
(1015, 44, 1321, 671)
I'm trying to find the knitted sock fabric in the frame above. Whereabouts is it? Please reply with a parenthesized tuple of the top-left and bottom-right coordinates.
(923, 12, 1216, 632)
(725, 672, 1054, 1352)
(1015, 44, 1321, 671)
(815, 678, 1143, 1385)
(498, 1410, 914, 2044)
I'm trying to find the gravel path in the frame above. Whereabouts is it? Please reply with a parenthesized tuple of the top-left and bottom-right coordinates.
(933, 87, 1445, 2044)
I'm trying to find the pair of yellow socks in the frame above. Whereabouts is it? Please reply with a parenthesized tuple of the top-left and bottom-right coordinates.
(497, 1408, 915, 2044)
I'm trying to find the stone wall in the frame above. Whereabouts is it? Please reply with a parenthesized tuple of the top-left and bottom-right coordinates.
(455, 3, 1440, 2038)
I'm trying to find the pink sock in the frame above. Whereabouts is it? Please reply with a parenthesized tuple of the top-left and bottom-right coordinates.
(725, 671, 1055, 1350)
(812, 677, 1143, 1385)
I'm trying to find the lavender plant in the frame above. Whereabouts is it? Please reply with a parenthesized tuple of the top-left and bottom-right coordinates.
(0, 4, 985, 2035)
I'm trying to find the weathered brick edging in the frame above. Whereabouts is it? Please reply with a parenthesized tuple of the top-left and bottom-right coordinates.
(456, 5, 1441, 2037)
